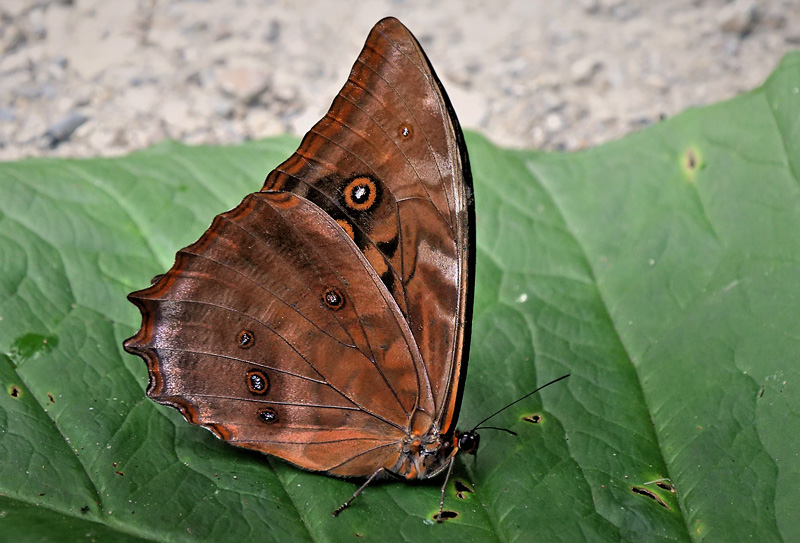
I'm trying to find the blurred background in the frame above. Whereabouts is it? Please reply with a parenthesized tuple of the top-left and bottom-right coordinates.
(1, 0, 798, 161)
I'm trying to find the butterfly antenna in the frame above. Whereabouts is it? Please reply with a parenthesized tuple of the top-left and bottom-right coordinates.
(472, 374, 570, 432)
(473, 426, 518, 436)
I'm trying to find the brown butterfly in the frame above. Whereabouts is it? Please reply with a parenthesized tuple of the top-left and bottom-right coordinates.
(125, 17, 480, 521)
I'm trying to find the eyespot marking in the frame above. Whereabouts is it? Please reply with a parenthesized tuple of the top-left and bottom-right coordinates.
(247, 370, 269, 395)
(258, 409, 279, 424)
(237, 330, 255, 349)
(343, 177, 377, 211)
(323, 288, 345, 310)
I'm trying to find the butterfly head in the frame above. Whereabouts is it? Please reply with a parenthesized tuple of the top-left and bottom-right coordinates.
(456, 429, 481, 455)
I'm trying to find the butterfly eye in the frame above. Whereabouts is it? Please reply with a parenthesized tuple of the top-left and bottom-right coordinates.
(246, 370, 269, 395)
(237, 330, 255, 349)
(323, 288, 345, 310)
(258, 409, 278, 424)
(457, 431, 480, 455)
(343, 177, 377, 211)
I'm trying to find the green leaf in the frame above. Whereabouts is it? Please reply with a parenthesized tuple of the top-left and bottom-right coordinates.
(1, 53, 798, 542)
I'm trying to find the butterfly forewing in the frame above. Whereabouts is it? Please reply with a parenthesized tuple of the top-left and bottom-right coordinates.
(262, 17, 474, 435)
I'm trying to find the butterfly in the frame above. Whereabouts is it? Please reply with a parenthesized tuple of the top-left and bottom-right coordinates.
(124, 16, 564, 521)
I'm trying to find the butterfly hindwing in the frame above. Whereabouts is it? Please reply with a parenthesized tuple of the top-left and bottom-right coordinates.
(125, 192, 436, 475)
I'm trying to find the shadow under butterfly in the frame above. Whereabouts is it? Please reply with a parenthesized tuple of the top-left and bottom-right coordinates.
(123, 16, 569, 522)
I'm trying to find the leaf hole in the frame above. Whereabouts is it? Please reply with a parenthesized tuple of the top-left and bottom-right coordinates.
(454, 480, 474, 499)
(9, 386, 20, 398)
(631, 486, 671, 509)
(237, 330, 255, 349)
(522, 413, 542, 424)
(656, 481, 675, 493)
(246, 369, 269, 395)
(258, 408, 279, 424)
(434, 510, 458, 523)
(323, 288, 345, 310)
(47, 393, 55, 403)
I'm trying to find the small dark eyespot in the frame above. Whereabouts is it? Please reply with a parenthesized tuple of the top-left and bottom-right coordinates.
(237, 330, 255, 349)
(258, 409, 278, 424)
(247, 370, 269, 395)
(323, 288, 345, 310)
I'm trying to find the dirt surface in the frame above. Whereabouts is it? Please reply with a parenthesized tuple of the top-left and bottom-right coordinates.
(1, 0, 798, 161)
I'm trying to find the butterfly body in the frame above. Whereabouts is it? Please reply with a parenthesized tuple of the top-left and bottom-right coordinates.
(124, 16, 475, 513)
(388, 428, 454, 480)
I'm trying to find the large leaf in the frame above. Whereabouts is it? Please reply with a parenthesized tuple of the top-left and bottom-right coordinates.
(1, 52, 798, 542)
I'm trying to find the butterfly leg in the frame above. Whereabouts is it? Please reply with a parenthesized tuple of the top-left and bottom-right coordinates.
(435, 456, 456, 523)
(332, 467, 385, 517)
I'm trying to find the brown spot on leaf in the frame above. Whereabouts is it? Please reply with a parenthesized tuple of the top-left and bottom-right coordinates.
(682, 147, 702, 181)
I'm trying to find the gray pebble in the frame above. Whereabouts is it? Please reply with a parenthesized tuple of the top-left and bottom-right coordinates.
(44, 112, 88, 147)
(718, 0, 759, 36)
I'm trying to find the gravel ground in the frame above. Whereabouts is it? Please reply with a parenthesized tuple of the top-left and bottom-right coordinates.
(1, 0, 798, 161)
